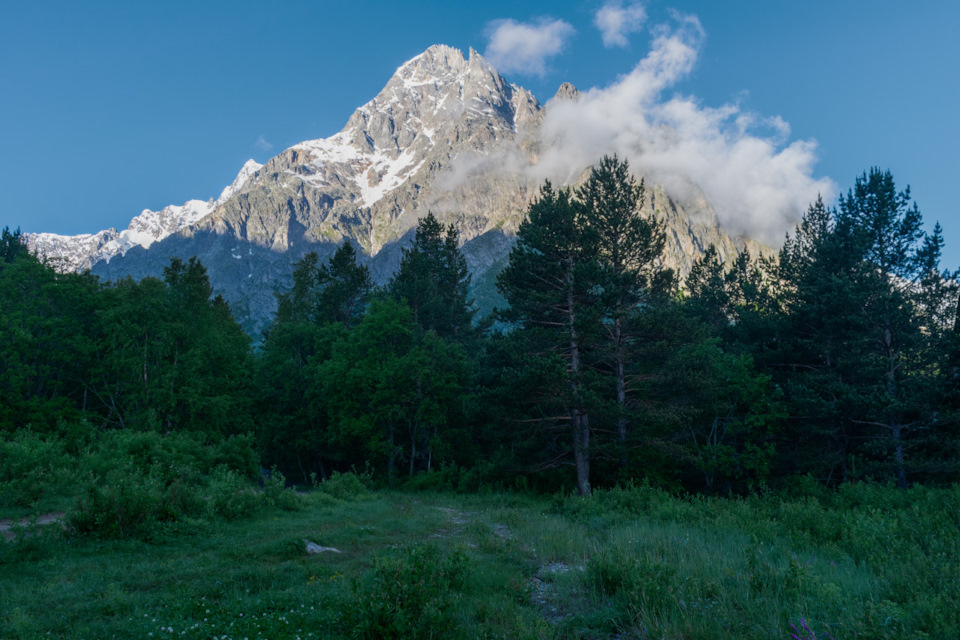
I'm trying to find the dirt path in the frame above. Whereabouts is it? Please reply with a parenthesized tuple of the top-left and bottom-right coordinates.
(0, 512, 64, 541)
(432, 505, 573, 624)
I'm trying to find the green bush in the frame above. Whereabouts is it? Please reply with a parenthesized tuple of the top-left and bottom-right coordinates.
(340, 544, 471, 640)
(318, 468, 373, 501)
(68, 466, 171, 539)
(0, 429, 73, 508)
(262, 467, 303, 511)
(211, 433, 259, 481)
(208, 465, 262, 521)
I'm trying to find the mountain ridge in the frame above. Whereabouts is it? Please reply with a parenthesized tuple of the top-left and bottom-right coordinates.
(26, 44, 757, 334)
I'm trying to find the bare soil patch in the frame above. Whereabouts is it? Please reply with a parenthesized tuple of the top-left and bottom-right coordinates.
(0, 512, 65, 541)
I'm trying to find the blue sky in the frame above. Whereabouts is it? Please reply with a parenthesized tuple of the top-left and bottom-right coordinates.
(2, 1, 958, 265)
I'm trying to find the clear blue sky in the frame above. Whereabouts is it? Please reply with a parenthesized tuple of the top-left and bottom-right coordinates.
(3, 1, 958, 266)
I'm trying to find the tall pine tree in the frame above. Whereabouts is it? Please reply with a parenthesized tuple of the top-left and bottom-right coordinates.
(576, 155, 670, 469)
(497, 183, 602, 496)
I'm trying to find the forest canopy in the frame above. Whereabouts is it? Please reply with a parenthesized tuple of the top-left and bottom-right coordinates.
(2, 161, 958, 497)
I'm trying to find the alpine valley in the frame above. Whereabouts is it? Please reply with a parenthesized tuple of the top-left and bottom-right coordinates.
(26, 45, 762, 335)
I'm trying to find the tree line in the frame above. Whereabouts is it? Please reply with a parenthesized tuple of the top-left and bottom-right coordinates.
(2, 158, 958, 496)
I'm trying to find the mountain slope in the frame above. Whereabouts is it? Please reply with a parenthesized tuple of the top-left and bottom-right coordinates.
(28, 45, 754, 334)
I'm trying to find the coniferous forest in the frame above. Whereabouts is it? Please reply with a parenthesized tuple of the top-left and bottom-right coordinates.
(2, 158, 959, 639)
(4, 158, 957, 495)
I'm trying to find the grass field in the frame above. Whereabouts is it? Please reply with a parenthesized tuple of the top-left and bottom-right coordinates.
(2, 476, 958, 639)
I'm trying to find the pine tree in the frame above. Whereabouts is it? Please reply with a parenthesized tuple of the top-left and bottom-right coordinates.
(390, 212, 474, 341)
(684, 245, 731, 335)
(576, 155, 670, 469)
(0, 227, 29, 264)
(772, 172, 957, 487)
(316, 242, 372, 329)
(497, 183, 602, 496)
(771, 195, 875, 482)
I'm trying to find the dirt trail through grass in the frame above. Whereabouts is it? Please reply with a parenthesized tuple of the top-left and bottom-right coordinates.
(434, 503, 571, 625)
(0, 512, 64, 541)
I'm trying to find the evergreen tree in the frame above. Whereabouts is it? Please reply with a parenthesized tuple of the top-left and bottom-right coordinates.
(772, 172, 957, 486)
(0, 227, 29, 264)
(390, 213, 474, 341)
(837, 169, 953, 487)
(577, 155, 670, 469)
(316, 242, 373, 329)
(769, 196, 862, 481)
(497, 183, 602, 496)
(684, 245, 731, 336)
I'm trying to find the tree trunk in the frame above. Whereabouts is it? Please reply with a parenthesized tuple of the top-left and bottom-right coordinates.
(892, 421, 907, 489)
(573, 410, 591, 497)
(409, 418, 416, 478)
(297, 453, 308, 485)
(614, 316, 628, 469)
(387, 422, 395, 484)
(883, 320, 907, 488)
(568, 269, 591, 497)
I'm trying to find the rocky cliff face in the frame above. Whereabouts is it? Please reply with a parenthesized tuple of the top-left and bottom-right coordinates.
(27, 45, 756, 334)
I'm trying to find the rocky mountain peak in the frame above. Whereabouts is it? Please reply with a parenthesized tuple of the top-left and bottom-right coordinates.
(217, 159, 263, 204)
(28, 43, 755, 334)
(553, 82, 581, 102)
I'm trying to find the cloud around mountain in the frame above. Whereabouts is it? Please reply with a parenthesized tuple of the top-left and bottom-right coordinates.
(523, 11, 834, 245)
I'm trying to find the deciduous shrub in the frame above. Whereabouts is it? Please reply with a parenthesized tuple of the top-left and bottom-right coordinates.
(340, 544, 471, 639)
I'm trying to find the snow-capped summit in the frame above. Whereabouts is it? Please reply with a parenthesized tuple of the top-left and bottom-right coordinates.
(27, 45, 544, 268)
(284, 45, 540, 210)
(26, 44, 748, 335)
(218, 160, 263, 204)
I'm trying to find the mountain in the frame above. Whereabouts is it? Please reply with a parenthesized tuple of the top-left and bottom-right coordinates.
(26, 45, 756, 334)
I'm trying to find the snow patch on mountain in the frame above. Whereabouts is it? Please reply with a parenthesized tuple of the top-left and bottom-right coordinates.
(218, 159, 263, 203)
(27, 160, 263, 272)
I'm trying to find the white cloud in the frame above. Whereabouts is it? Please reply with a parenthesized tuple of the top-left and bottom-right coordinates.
(484, 17, 575, 77)
(594, 1, 648, 48)
(529, 12, 834, 245)
(255, 135, 273, 152)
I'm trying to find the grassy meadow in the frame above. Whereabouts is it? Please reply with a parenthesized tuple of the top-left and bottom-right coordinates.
(2, 471, 957, 640)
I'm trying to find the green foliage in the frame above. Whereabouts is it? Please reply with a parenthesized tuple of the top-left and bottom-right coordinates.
(68, 465, 181, 539)
(208, 465, 263, 521)
(262, 468, 303, 511)
(4, 159, 960, 594)
(316, 297, 471, 478)
(340, 544, 471, 639)
(665, 339, 784, 492)
(770, 171, 959, 486)
(0, 242, 100, 432)
(497, 181, 605, 496)
(211, 433, 260, 481)
(389, 212, 475, 341)
(2, 485, 957, 639)
(256, 243, 371, 481)
(315, 467, 373, 500)
(0, 423, 286, 538)
(0, 429, 74, 508)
